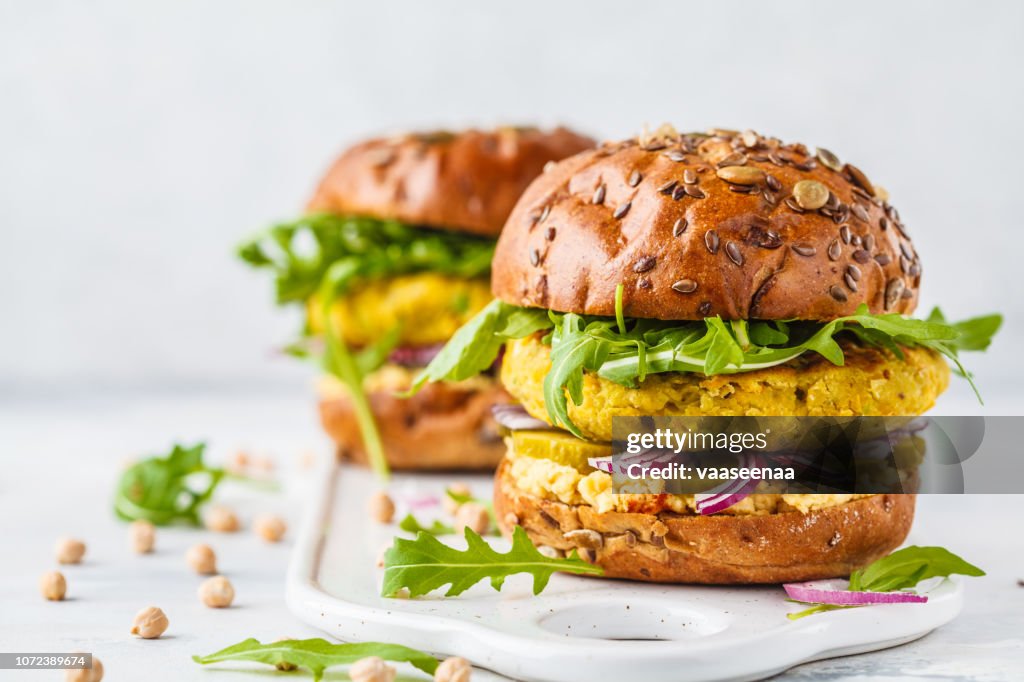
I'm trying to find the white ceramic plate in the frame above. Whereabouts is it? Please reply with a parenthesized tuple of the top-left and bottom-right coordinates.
(286, 463, 964, 682)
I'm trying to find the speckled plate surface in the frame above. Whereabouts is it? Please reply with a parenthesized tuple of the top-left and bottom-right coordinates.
(286, 463, 964, 682)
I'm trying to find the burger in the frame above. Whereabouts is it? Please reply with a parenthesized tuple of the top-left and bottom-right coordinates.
(413, 125, 1001, 583)
(239, 126, 594, 474)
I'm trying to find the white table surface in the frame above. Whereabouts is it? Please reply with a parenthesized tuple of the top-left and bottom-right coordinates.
(1, 388, 1022, 681)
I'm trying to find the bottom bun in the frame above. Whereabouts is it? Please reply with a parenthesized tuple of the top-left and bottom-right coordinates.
(319, 376, 508, 470)
(494, 459, 915, 584)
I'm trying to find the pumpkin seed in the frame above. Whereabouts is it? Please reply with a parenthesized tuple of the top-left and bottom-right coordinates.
(716, 165, 764, 185)
(816, 147, 842, 172)
(793, 180, 829, 210)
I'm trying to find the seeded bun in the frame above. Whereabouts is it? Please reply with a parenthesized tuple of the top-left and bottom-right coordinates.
(319, 378, 510, 470)
(307, 127, 594, 238)
(494, 460, 915, 583)
(492, 127, 920, 321)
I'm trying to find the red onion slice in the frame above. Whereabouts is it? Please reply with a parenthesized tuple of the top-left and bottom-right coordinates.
(784, 580, 928, 606)
(388, 343, 446, 367)
(491, 404, 557, 432)
(695, 453, 761, 515)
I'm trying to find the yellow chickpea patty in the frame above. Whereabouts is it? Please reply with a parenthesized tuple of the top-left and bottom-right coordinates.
(501, 334, 950, 442)
(307, 272, 492, 348)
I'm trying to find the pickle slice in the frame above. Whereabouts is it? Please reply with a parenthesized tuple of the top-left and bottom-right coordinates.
(510, 430, 612, 471)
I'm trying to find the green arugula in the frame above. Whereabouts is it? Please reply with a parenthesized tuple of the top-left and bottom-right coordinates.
(787, 546, 985, 620)
(319, 289, 389, 480)
(238, 213, 495, 306)
(382, 526, 604, 598)
(408, 298, 551, 393)
(413, 300, 1001, 437)
(192, 638, 437, 680)
(240, 214, 496, 481)
(398, 513, 455, 536)
(113, 443, 224, 526)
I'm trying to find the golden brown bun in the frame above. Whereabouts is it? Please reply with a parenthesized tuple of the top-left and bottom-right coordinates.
(492, 127, 919, 321)
(319, 378, 510, 470)
(307, 127, 595, 237)
(494, 459, 915, 583)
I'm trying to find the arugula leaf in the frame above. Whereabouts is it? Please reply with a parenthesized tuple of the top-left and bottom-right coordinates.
(398, 513, 455, 536)
(788, 546, 984, 620)
(411, 300, 1001, 434)
(113, 443, 224, 526)
(850, 545, 985, 592)
(320, 291, 388, 480)
(410, 299, 551, 392)
(192, 637, 437, 681)
(238, 213, 495, 306)
(382, 526, 603, 598)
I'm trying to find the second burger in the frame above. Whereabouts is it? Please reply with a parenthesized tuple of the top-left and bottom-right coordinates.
(240, 126, 594, 474)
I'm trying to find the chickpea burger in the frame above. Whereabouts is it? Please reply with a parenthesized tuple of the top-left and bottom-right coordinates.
(413, 126, 1000, 583)
(240, 127, 593, 473)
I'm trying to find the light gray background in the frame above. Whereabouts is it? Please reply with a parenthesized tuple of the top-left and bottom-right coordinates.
(1, 0, 1021, 410)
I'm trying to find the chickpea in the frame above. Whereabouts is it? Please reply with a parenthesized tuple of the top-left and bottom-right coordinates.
(130, 606, 168, 639)
(435, 656, 472, 682)
(130, 520, 155, 554)
(254, 515, 287, 543)
(348, 656, 396, 682)
(39, 571, 66, 601)
(198, 576, 235, 608)
(273, 638, 297, 671)
(55, 537, 86, 565)
(205, 506, 240, 532)
(454, 503, 490, 536)
(185, 544, 217, 575)
(64, 654, 103, 682)
(368, 491, 395, 524)
(442, 482, 472, 515)
(227, 450, 250, 474)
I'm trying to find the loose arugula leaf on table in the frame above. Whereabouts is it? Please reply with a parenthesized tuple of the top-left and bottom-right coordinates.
(113, 443, 223, 526)
(787, 546, 985, 620)
(192, 637, 437, 681)
(412, 298, 1001, 435)
(398, 513, 455, 536)
(382, 526, 603, 598)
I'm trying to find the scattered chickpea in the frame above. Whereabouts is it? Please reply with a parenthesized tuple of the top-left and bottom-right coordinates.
(64, 653, 103, 682)
(39, 571, 66, 601)
(130, 520, 156, 554)
(185, 544, 217, 575)
(368, 491, 395, 524)
(198, 575, 235, 608)
(130, 606, 169, 639)
(454, 502, 490, 536)
(254, 514, 287, 543)
(253, 455, 276, 473)
(435, 656, 472, 682)
(227, 450, 250, 475)
(55, 537, 86, 565)
(348, 656, 396, 682)
(205, 506, 240, 532)
(442, 482, 472, 515)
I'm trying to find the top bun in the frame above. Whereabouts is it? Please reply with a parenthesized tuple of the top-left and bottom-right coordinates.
(492, 126, 920, 321)
(306, 127, 595, 238)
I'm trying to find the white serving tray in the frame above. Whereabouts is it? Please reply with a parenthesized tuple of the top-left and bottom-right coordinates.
(286, 462, 964, 682)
